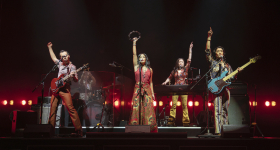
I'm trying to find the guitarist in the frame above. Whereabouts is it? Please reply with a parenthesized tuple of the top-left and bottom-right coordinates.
(47, 42, 83, 137)
(205, 28, 242, 135)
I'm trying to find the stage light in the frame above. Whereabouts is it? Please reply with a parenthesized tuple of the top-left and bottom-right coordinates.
(170, 101, 172, 107)
(153, 101, 157, 107)
(177, 101, 181, 106)
(121, 101, 124, 106)
(272, 101, 276, 106)
(265, 101, 270, 107)
(28, 100, 32, 105)
(10, 100, 14, 105)
(194, 101, 199, 106)
(208, 102, 211, 107)
(249, 101, 252, 106)
(253, 101, 257, 106)
(114, 100, 119, 107)
(3, 100, 8, 105)
(188, 101, 193, 107)
(22, 100, 26, 105)
(159, 101, 163, 106)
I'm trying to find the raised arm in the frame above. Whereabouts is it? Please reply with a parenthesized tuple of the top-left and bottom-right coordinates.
(47, 42, 59, 63)
(205, 27, 214, 62)
(132, 38, 138, 71)
(187, 42, 193, 61)
(206, 27, 212, 50)
(150, 68, 155, 100)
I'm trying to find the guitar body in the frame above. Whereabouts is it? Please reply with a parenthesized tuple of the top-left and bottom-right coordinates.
(208, 71, 231, 94)
(51, 74, 66, 93)
(50, 63, 89, 94)
(207, 56, 261, 94)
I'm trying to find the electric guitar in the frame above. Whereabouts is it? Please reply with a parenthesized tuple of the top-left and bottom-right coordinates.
(51, 63, 89, 93)
(208, 56, 261, 94)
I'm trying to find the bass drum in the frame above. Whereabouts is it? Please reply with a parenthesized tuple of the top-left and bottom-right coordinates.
(80, 101, 113, 127)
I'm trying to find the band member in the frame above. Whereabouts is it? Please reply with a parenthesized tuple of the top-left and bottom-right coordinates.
(47, 42, 83, 137)
(162, 42, 193, 127)
(205, 27, 242, 134)
(78, 70, 96, 101)
(128, 38, 158, 133)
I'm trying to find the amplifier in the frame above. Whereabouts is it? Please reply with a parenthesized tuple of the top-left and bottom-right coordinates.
(31, 104, 62, 126)
(228, 81, 248, 95)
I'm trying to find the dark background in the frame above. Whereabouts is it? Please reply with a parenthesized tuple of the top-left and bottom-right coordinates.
(0, 0, 279, 136)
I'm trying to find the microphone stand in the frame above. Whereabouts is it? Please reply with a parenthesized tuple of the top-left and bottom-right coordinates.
(138, 62, 143, 125)
(111, 61, 132, 121)
(32, 60, 60, 124)
(190, 59, 222, 137)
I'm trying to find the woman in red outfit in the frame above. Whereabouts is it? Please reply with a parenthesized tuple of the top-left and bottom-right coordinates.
(128, 38, 158, 133)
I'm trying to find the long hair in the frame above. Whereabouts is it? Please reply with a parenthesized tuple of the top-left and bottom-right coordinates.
(172, 58, 186, 75)
(137, 53, 151, 69)
(213, 46, 226, 63)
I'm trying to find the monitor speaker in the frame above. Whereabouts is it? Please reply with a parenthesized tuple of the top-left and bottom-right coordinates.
(11, 111, 38, 137)
(24, 124, 53, 138)
(125, 125, 150, 133)
(221, 125, 251, 138)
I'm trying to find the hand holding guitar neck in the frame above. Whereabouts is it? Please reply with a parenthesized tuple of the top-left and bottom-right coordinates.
(208, 56, 261, 94)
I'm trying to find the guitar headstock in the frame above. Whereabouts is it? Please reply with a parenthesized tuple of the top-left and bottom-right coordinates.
(250, 56, 261, 63)
(81, 63, 89, 70)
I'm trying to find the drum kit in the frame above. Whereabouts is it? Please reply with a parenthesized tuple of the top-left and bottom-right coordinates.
(71, 73, 118, 127)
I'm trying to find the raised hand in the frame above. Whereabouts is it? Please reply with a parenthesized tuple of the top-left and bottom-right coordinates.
(208, 27, 213, 37)
(189, 41, 193, 49)
(47, 42, 53, 48)
(132, 37, 138, 42)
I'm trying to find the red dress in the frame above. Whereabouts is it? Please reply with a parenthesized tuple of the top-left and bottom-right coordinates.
(128, 68, 158, 133)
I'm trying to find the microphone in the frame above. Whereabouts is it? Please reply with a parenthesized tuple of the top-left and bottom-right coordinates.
(190, 67, 198, 70)
(219, 55, 223, 61)
(109, 63, 116, 67)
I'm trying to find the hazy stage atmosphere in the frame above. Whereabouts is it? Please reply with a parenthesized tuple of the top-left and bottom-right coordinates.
(0, 0, 280, 143)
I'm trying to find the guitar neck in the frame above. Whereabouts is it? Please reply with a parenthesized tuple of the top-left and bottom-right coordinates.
(62, 68, 82, 81)
(223, 61, 252, 81)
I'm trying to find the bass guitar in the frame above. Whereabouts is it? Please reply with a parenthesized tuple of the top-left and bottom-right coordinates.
(208, 56, 261, 94)
(51, 63, 89, 93)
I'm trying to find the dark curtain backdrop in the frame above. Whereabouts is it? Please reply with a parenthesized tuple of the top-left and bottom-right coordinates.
(0, 0, 279, 135)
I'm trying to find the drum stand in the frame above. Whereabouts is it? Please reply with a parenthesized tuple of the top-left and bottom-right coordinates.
(251, 84, 264, 138)
(159, 103, 169, 126)
(92, 91, 106, 132)
(189, 95, 198, 127)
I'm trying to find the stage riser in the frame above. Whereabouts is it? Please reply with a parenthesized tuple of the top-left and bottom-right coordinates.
(55, 127, 202, 137)
(1, 137, 279, 150)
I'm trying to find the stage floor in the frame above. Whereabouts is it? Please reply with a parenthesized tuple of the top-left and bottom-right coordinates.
(1, 126, 279, 150)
